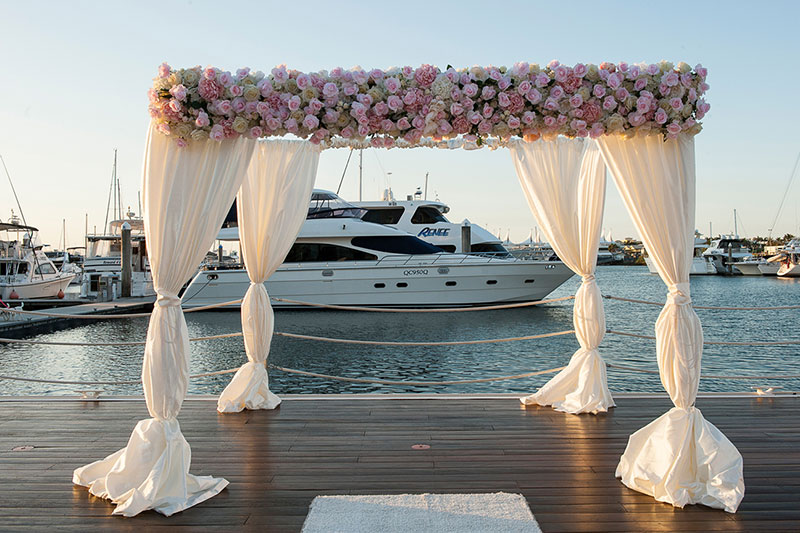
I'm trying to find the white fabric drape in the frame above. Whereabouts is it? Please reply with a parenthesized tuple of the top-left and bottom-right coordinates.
(509, 137, 613, 414)
(597, 133, 744, 513)
(73, 124, 256, 517)
(217, 140, 320, 413)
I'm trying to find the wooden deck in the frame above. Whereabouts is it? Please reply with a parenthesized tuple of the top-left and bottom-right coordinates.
(0, 396, 798, 532)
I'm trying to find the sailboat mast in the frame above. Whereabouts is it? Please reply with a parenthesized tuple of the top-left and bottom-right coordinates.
(114, 150, 121, 223)
(424, 172, 429, 200)
(734, 209, 738, 237)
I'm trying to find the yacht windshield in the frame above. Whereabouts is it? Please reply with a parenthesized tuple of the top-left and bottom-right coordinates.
(307, 192, 366, 219)
(351, 236, 443, 255)
(410, 207, 449, 224)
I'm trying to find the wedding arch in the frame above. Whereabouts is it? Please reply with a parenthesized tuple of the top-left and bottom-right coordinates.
(72, 61, 743, 517)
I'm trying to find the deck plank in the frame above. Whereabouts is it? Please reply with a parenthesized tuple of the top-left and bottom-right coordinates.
(0, 396, 798, 531)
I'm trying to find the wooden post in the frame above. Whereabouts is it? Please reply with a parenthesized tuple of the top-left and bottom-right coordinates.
(121, 222, 132, 298)
(461, 221, 471, 254)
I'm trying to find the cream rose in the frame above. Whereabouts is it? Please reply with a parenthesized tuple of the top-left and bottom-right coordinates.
(243, 85, 260, 102)
(232, 116, 249, 133)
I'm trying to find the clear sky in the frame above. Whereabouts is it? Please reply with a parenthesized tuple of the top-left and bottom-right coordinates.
(2, 1, 799, 247)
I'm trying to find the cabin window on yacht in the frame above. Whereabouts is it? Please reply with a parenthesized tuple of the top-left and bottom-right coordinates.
(410, 207, 448, 224)
(35, 263, 56, 275)
(361, 208, 405, 225)
(470, 243, 511, 256)
(17, 262, 28, 275)
(284, 243, 377, 263)
(438, 245, 456, 253)
(351, 236, 443, 255)
(0, 263, 9, 276)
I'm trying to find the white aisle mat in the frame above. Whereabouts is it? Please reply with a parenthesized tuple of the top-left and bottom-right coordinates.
(301, 492, 542, 533)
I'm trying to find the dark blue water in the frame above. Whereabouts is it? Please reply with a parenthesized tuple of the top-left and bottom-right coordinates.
(2, 266, 798, 396)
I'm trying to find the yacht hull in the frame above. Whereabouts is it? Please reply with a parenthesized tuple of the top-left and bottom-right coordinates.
(733, 261, 765, 276)
(182, 259, 574, 309)
(0, 273, 75, 300)
(758, 263, 780, 276)
(778, 263, 800, 277)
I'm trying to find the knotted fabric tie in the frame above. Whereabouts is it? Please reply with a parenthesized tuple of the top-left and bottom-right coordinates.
(666, 282, 692, 306)
(155, 292, 181, 308)
(581, 273, 596, 283)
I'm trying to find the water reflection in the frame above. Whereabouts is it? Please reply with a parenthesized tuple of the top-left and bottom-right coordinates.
(1, 266, 799, 395)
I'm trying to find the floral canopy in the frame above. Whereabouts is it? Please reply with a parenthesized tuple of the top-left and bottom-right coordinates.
(149, 61, 709, 148)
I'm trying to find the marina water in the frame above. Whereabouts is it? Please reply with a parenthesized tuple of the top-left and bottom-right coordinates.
(2, 266, 799, 396)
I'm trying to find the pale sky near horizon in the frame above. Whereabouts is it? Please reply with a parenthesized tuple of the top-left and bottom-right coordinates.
(2, 1, 799, 248)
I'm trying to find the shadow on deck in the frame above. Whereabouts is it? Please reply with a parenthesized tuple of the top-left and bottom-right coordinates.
(0, 396, 798, 532)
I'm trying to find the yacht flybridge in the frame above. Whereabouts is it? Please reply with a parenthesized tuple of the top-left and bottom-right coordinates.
(702, 236, 752, 274)
(182, 191, 573, 309)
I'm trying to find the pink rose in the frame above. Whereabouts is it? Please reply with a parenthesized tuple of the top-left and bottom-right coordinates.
(535, 73, 550, 87)
(357, 124, 369, 136)
(607, 72, 622, 89)
(543, 116, 556, 127)
(356, 93, 373, 107)
(330, 67, 343, 79)
(157, 123, 170, 135)
(210, 124, 224, 140)
(554, 65, 569, 82)
(618, 62, 629, 72)
(589, 122, 605, 138)
(308, 98, 324, 114)
(450, 87, 462, 100)
(602, 96, 617, 111)
(343, 83, 357, 96)
(498, 92, 511, 107)
(654, 108, 668, 124)
(628, 113, 645, 127)
(582, 103, 601, 123)
(229, 85, 243, 97)
(592, 84, 606, 98)
(522, 111, 536, 125)
(543, 97, 559, 111)
(249, 126, 263, 138)
(498, 76, 511, 91)
(414, 64, 438, 87)
(437, 120, 453, 135)
(627, 65, 641, 79)
(218, 71, 234, 87)
(636, 96, 650, 113)
(374, 101, 389, 115)
(370, 68, 384, 80)
(666, 122, 682, 136)
(176, 138, 188, 148)
(662, 72, 679, 87)
(411, 116, 425, 129)
(669, 97, 683, 111)
(381, 119, 394, 131)
(169, 84, 187, 101)
(482, 103, 494, 118)
(488, 68, 502, 81)
(467, 111, 482, 125)
(569, 94, 583, 108)
(296, 73, 310, 90)
(550, 85, 564, 99)
(646, 64, 660, 76)
(266, 117, 280, 130)
(481, 86, 496, 100)
(216, 100, 231, 114)
(463, 83, 479, 98)
(352, 69, 368, 85)
(402, 65, 414, 77)
(573, 63, 588, 77)
(615, 87, 629, 101)
(384, 77, 401, 93)
(322, 82, 338, 98)
(232, 97, 246, 113)
(570, 119, 587, 131)
(695, 64, 708, 78)
(323, 110, 339, 124)
(403, 90, 417, 105)
(168, 100, 182, 113)
(236, 68, 250, 80)
(453, 116, 470, 134)
(284, 118, 298, 133)
(397, 117, 411, 130)
(195, 111, 210, 127)
(516, 80, 531, 95)
(450, 102, 464, 116)
(387, 95, 403, 111)
(158, 63, 171, 78)
(634, 78, 647, 91)
(340, 126, 354, 138)
(198, 78, 224, 100)
(478, 120, 492, 134)
(526, 89, 542, 104)
(288, 95, 301, 111)
(507, 116, 521, 129)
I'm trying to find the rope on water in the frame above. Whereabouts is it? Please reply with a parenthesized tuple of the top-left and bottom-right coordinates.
(0, 330, 572, 347)
(0, 298, 243, 319)
(270, 295, 575, 312)
(606, 329, 800, 346)
(606, 363, 800, 380)
(604, 294, 800, 311)
(266, 364, 567, 385)
(273, 329, 574, 346)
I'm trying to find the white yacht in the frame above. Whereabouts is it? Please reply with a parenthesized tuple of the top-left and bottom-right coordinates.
(597, 237, 624, 265)
(353, 190, 509, 256)
(182, 191, 574, 309)
(764, 239, 800, 278)
(701, 236, 751, 274)
(645, 233, 714, 275)
(0, 222, 75, 300)
(80, 218, 154, 299)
